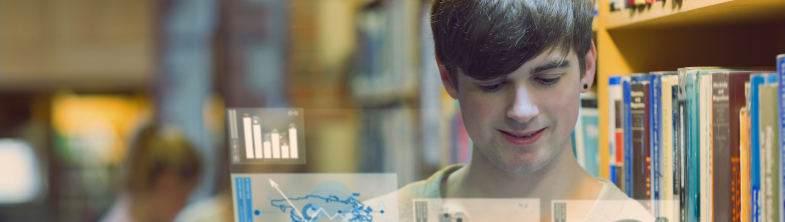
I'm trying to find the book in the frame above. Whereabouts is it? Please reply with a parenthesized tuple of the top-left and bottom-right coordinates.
(759, 81, 780, 222)
(712, 71, 754, 222)
(650, 72, 663, 218)
(630, 75, 651, 212)
(681, 68, 700, 222)
(777, 54, 785, 222)
(660, 73, 679, 221)
(698, 71, 713, 222)
(623, 76, 634, 197)
(609, 76, 625, 189)
(750, 74, 766, 222)
(741, 105, 751, 222)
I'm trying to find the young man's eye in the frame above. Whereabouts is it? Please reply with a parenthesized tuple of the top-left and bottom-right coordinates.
(479, 82, 504, 92)
(536, 77, 560, 86)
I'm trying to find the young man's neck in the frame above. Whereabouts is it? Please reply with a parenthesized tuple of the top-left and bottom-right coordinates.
(441, 139, 601, 200)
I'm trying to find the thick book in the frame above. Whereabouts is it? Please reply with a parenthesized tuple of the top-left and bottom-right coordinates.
(630, 75, 651, 212)
(677, 68, 693, 222)
(660, 73, 679, 221)
(712, 71, 754, 222)
(759, 81, 780, 222)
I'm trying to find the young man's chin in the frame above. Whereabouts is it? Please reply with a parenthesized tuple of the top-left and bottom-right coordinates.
(485, 146, 555, 175)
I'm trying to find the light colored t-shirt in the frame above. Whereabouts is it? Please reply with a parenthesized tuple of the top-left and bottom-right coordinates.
(390, 164, 655, 222)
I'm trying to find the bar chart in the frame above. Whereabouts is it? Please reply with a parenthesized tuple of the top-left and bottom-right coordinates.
(227, 108, 306, 164)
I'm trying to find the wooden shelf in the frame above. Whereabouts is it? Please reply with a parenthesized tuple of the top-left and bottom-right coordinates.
(607, 0, 785, 30)
(594, 0, 785, 179)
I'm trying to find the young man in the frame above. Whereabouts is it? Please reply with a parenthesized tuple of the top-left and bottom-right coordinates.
(395, 0, 654, 221)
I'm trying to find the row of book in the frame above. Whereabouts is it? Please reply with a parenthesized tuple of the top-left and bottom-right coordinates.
(605, 54, 785, 222)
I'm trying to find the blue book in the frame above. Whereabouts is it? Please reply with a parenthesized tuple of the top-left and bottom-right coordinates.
(777, 54, 785, 222)
(649, 73, 662, 218)
(623, 76, 634, 197)
(684, 68, 699, 221)
(750, 74, 766, 222)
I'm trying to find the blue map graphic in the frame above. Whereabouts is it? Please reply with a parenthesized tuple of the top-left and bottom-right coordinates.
(269, 180, 384, 222)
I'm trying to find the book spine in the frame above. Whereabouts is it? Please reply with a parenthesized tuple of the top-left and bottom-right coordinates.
(616, 99, 625, 189)
(678, 69, 690, 222)
(662, 76, 677, 221)
(651, 74, 662, 218)
(751, 75, 765, 222)
(624, 78, 634, 196)
(760, 83, 780, 222)
(643, 82, 652, 212)
(699, 73, 713, 222)
(686, 71, 699, 221)
(631, 81, 650, 211)
(729, 73, 751, 222)
(675, 84, 686, 222)
(777, 54, 785, 222)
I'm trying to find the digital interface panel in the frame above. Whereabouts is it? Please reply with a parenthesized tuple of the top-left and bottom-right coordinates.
(227, 108, 306, 164)
(413, 198, 540, 222)
(230, 173, 398, 222)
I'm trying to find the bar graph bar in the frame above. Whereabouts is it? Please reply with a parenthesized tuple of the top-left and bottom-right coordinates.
(289, 123, 298, 159)
(252, 119, 263, 159)
(243, 117, 253, 159)
(281, 142, 290, 159)
(263, 134, 272, 159)
(271, 129, 280, 159)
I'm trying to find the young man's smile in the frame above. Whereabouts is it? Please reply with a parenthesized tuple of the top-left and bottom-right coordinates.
(498, 127, 546, 146)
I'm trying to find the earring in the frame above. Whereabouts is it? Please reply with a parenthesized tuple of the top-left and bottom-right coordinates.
(583, 84, 588, 89)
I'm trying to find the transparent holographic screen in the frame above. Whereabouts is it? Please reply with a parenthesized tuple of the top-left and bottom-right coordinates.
(414, 198, 540, 221)
(227, 108, 306, 164)
(230, 173, 398, 222)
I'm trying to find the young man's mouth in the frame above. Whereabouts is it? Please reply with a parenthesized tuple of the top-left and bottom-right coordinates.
(498, 128, 546, 146)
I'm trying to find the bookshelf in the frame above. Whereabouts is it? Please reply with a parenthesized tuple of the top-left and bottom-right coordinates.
(595, 0, 785, 178)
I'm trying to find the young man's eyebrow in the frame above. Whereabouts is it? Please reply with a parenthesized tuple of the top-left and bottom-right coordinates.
(531, 60, 570, 74)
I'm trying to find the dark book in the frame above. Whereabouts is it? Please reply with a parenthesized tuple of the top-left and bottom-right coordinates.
(672, 84, 682, 222)
(712, 71, 753, 222)
(631, 79, 651, 212)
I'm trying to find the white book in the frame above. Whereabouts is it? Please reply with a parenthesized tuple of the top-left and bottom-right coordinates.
(699, 74, 713, 222)
(661, 75, 679, 221)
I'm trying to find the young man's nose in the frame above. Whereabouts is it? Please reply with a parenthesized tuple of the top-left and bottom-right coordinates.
(507, 86, 539, 123)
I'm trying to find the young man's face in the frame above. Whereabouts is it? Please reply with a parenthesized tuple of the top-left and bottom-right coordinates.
(440, 46, 595, 174)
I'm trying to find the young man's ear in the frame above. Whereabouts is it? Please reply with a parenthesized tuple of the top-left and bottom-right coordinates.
(580, 40, 597, 93)
(437, 58, 459, 99)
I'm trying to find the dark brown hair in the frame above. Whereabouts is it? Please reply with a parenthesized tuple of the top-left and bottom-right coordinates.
(430, 0, 594, 88)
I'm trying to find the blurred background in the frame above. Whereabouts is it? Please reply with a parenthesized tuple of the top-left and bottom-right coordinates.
(0, 0, 507, 221)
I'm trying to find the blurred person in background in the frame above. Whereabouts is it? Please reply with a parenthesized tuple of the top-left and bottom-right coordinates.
(100, 124, 202, 222)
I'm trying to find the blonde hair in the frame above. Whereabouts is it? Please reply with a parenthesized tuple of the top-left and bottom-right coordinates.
(124, 124, 202, 194)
